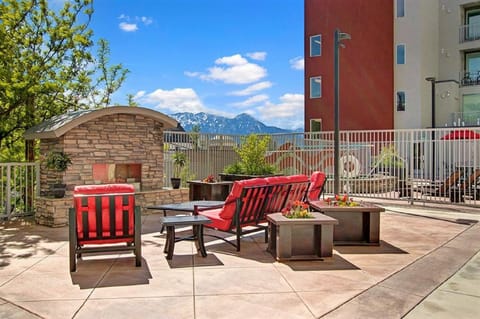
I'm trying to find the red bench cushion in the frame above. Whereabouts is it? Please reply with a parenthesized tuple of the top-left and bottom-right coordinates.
(199, 208, 232, 231)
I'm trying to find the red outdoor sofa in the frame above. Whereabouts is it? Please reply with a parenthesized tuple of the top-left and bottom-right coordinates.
(195, 171, 327, 251)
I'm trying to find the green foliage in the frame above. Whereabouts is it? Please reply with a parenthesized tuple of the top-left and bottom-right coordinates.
(223, 134, 276, 175)
(375, 145, 404, 168)
(0, 0, 128, 159)
(172, 151, 187, 178)
(45, 151, 72, 172)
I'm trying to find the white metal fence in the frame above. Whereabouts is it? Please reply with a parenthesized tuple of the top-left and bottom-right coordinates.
(164, 128, 480, 206)
(0, 163, 39, 219)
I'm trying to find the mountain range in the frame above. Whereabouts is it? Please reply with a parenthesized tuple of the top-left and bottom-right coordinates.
(168, 112, 301, 134)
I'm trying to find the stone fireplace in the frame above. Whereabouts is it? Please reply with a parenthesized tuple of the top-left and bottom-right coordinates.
(24, 106, 189, 226)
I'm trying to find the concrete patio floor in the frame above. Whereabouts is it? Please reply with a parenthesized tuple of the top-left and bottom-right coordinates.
(1, 203, 479, 319)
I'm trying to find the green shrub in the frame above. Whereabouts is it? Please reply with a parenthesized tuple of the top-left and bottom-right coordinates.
(223, 134, 276, 175)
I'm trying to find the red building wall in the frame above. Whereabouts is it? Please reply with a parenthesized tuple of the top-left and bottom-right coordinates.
(304, 0, 394, 131)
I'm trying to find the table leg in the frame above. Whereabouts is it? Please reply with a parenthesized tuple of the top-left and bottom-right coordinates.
(193, 224, 208, 257)
(160, 210, 167, 234)
(165, 225, 175, 260)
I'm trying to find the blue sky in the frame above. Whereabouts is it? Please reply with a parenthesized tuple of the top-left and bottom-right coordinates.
(86, 0, 305, 129)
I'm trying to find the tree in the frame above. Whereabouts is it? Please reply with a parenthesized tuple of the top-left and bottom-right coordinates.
(0, 0, 129, 160)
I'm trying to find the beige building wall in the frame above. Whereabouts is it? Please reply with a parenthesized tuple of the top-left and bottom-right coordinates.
(395, 0, 439, 129)
(395, 0, 480, 129)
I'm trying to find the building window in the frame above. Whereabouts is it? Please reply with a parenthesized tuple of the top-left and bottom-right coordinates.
(397, 91, 406, 111)
(310, 119, 322, 132)
(465, 7, 480, 41)
(396, 44, 406, 64)
(465, 51, 480, 73)
(396, 0, 405, 17)
(462, 94, 480, 125)
(310, 35, 322, 57)
(310, 76, 322, 98)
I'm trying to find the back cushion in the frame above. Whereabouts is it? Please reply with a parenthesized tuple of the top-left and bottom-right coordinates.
(73, 184, 135, 240)
(74, 184, 135, 195)
(219, 178, 267, 219)
(308, 171, 326, 200)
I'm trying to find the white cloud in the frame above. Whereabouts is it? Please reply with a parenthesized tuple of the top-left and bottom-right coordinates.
(229, 81, 272, 96)
(118, 14, 153, 32)
(139, 88, 205, 113)
(247, 52, 267, 61)
(186, 54, 267, 84)
(257, 93, 304, 128)
(140, 16, 153, 25)
(215, 54, 248, 66)
(119, 22, 138, 32)
(133, 90, 146, 99)
(232, 94, 269, 108)
(289, 56, 304, 70)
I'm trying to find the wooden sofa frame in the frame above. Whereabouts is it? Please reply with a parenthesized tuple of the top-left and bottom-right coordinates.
(69, 184, 142, 272)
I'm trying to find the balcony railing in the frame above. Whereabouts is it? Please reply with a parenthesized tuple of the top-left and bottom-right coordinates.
(460, 70, 480, 87)
(450, 111, 480, 127)
(459, 22, 480, 43)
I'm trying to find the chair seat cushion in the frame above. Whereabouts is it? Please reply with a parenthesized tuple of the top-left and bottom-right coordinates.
(78, 237, 134, 246)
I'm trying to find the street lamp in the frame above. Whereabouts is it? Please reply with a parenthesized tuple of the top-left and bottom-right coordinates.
(425, 77, 459, 180)
(333, 29, 351, 195)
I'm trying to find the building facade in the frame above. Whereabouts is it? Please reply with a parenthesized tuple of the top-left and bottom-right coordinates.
(305, 0, 480, 131)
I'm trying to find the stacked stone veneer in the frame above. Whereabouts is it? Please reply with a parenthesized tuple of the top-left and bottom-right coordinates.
(40, 113, 166, 196)
(36, 112, 190, 226)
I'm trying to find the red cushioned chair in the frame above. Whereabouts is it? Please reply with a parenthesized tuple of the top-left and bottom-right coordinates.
(69, 184, 142, 272)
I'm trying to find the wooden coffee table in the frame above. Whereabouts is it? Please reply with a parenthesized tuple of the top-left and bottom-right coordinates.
(309, 200, 385, 245)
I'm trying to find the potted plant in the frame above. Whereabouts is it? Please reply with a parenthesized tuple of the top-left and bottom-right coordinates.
(373, 145, 409, 196)
(171, 151, 187, 189)
(45, 151, 72, 198)
(220, 134, 277, 181)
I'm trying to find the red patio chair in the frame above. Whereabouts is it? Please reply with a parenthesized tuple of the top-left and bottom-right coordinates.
(69, 184, 142, 272)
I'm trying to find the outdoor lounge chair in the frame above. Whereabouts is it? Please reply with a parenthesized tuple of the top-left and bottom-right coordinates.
(69, 184, 142, 272)
(451, 168, 480, 202)
(421, 170, 462, 197)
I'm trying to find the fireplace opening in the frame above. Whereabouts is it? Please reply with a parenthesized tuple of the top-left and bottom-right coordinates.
(92, 164, 141, 185)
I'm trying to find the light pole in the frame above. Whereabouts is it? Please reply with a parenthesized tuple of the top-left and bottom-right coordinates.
(425, 77, 459, 180)
(334, 29, 351, 195)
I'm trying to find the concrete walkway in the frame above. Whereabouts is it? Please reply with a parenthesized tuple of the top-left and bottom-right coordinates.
(0, 203, 479, 319)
